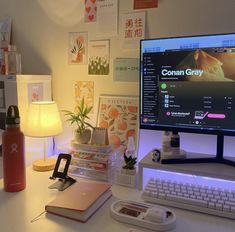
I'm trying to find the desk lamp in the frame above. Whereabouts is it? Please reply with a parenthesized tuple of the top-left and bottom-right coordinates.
(25, 101, 63, 171)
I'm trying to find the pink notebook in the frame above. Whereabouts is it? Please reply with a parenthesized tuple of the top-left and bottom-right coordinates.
(45, 181, 112, 222)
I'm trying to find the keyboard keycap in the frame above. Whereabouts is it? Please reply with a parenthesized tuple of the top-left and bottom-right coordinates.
(223, 205, 230, 212)
(231, 207, 235, 213)
(166, 194, 207, 207)
(158, 193, 166, 199)
(208, 202, 215, 209)
(216, 203, 223, 211)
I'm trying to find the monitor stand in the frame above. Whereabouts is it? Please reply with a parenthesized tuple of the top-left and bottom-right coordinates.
(161, 134, 235, 167)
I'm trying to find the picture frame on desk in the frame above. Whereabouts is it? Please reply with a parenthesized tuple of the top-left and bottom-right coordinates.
(97, 95, 139, 150)
(27, 83, 44, 103)
(90, 127, 109, 145)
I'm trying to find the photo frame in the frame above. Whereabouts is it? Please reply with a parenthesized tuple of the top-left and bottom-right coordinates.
(97, 95, 139, 150)
(90, 127, 109, 145)
(27, 83, 44, 104)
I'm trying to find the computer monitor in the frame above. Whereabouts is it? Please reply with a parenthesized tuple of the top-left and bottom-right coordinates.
(140, 32, 235, 166)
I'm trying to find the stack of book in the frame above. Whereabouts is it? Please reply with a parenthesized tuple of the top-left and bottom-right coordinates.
(68, 142, 122, 182)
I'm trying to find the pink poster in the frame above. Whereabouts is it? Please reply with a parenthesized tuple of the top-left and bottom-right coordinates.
(84, 0, 97, 23)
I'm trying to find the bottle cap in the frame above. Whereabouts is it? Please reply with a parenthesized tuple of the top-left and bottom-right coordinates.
(6, 105, 20, 125)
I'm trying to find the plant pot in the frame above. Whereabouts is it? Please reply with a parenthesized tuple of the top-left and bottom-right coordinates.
(120, 168, 136, 175)
(74, 129, 91, 144)
(115, 168, 137, 187)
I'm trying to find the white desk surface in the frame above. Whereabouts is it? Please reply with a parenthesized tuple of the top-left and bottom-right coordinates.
(0, 159, 235, 232)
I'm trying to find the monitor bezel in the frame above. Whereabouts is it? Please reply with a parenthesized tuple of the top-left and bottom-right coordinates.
(139, 32, 235, 136)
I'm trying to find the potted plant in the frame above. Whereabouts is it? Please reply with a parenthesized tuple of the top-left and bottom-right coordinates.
(115, 151, 137, 187)
(121, 152, 137, 175)
(63, 97, 94, 144)
(121, 136, 137, 174)
(115, 136, 137, 187)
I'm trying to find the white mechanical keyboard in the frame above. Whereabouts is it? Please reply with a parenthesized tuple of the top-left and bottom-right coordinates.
(142, 177, 235, 219)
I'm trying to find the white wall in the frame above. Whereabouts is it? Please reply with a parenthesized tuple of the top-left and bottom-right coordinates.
(1, 0, 235, 160)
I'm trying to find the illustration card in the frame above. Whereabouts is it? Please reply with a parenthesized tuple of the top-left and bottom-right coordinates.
(88, 40, 110, 75)
(97, 95, 139, 149)
(68, 32, 88, 65)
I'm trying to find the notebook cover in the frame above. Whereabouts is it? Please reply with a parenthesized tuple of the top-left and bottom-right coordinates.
(45, 181, 112, 221)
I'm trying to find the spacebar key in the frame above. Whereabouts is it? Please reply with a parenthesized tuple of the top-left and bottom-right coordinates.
(166, 194, 208, 207)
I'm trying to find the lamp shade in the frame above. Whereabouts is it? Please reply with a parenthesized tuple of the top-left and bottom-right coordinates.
(25, 101, 63, 137)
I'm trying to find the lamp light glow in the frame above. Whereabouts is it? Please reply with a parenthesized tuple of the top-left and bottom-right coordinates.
(25, 101, 62, 171)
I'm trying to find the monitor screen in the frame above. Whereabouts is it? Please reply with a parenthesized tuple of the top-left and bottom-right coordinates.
(140, 33, 235, 135)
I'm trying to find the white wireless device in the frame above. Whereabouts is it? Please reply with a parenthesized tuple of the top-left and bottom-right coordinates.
(110, 200, 176, 231)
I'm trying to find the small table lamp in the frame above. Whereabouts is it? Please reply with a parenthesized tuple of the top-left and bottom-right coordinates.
(25, 101, 63, 171)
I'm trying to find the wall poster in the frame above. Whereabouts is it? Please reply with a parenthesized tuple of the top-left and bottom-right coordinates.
(88, 40, 110, 75)
(84, 0, 97, 23)
(96, 0, 118, 36)
(133, 0, 158, 10)
(75, 81, 94, 112)
(97, 95, 139, 150)
(68, 32, 88, 65)
(121, 11, 146, 50)
(113, 58, 139, 82)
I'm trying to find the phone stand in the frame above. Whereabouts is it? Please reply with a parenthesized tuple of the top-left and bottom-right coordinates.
(48, 153, 76, 191)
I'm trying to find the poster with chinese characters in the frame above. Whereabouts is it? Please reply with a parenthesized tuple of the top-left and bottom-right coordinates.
(84, 0, 97, 23)
(113, 58, 139, 82)
(27, 83, 43, 104)
(75, 81, 94, 112)
(133, 0, 158, 10)
(96, 0, 118, 36)
(88, 40, 110, 75)
(121, 12, 146, 50)
(97, 95, 139, 150)
(68, 32, 88, 65)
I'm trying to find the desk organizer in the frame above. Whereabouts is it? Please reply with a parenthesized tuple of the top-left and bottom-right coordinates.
(68, 144, 122, 182)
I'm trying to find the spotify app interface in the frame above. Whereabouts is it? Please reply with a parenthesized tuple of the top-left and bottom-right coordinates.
(141, 48, 235, 130)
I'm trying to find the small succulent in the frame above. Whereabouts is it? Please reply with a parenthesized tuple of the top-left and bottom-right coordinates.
(122, 152, 137, 170)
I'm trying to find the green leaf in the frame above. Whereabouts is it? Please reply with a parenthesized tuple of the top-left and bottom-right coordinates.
(62, 96, 93, 133)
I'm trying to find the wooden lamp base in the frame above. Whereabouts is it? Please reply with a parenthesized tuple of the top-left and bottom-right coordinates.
(32, 158, 56, 171)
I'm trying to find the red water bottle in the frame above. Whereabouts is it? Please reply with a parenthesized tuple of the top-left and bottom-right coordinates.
(2, 105, 26, 192)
